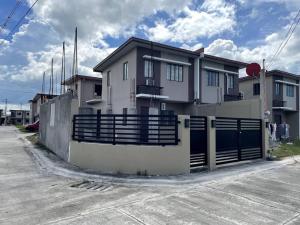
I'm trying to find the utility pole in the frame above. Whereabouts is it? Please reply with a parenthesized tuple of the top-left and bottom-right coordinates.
(42, 71, 45, 94)
(51, 58, 54, 95)
(260, 59, 266, 119)
(63, 41, 66, 93)
(60, 41, 65, 95)
(48, 70, 51, 95)
(72, 27, 78, 93)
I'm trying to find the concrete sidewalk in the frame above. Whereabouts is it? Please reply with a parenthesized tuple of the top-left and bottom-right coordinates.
(1, 126, 300, 224)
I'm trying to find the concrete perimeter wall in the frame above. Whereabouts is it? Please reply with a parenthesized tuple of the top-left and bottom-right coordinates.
(69, 115, 190, 176)
(39, 92, 79, 160)
(187, 99, 262, 119)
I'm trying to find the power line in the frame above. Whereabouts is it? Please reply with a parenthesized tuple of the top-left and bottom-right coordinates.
(0, 0, 39, 45)
(267, 9, 300, 69)
(0, 0, 23, 34)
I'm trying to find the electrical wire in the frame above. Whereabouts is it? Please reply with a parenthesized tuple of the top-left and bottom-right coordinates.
(0, 0, 39, 45)
(267, 9, 300, 69)
(0, 0, 23, 34)
(7, 0, 39, 36)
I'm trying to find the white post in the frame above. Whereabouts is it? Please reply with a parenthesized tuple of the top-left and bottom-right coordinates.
(260, 59, 266, 119)
(207, 116, 216, 171)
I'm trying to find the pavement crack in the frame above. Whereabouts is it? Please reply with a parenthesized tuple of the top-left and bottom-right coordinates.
(281, 213, 300, 225)
(199, 184, 300, 214)
(117, 208, 148, 225)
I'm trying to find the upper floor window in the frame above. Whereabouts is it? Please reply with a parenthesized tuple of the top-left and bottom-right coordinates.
(253, 83, 260, 95)
(123, 62, 128, 80)
(286, 84, 294, 97)
(94, 84, 102, 96)
(107, 71, 110, 86)
(144, 60, 153, 78)
(275, 83, 280, 96)
(167, 64, 183, 82)
(227, 74, 234, 89)
(207, 71, 219, 87)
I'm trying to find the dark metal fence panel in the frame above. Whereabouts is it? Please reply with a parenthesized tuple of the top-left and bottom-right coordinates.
(190, 116, 207, 169)
(72, 114, 179, 146)
(240, 119, 262, 160)
(216, 118, 239, 165)
(216, 117, 262, 165)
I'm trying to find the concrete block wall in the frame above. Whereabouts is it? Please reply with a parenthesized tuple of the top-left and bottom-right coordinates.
(39, 92, 79, 161)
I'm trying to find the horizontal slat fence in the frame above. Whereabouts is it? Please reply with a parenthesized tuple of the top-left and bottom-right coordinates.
(72, 114, 179, 145)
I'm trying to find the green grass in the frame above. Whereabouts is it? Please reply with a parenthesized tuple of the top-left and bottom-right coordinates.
(272, 140, 300, 159)
(26, 133, 53, 153)
(15, 125, 28, 133)
(26, 133, 39, 144)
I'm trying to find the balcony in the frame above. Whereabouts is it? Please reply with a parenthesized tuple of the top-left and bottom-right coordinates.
(136, 85, 169, 100)
(224, 94, 242, 101)
(137, 85, 162, 95)
(273, 100, 287, 107)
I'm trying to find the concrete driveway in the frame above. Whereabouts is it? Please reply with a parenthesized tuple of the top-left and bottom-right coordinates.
(0, 126, 300, 225)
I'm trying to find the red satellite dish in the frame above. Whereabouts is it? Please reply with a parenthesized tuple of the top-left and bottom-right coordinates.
(246, 63, 261, 77)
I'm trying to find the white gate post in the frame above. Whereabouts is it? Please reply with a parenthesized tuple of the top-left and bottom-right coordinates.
(207, 116, 216, 171)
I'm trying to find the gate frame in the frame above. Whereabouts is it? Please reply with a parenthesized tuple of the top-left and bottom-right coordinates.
(215, 116, 265, 166)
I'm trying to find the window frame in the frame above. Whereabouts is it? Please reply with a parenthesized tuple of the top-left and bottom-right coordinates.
(286, 84, 294, 97)
(144, 60, 153, 78)
(207, 70, 219, 87)
(275, 83, 280, 96)
(227, 74, 234, 89)
(253, 83, 260, 95)
(94, 84, 102, 97)
(123, 62, 128, 80)
(166, 63, 183, 82)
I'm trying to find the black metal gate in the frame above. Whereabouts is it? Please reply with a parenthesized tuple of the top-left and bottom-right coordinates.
(216, 117, 262, 165)
(190, 116, 207, 170)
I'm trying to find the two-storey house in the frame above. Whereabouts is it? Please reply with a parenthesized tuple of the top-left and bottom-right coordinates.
(239, 70, 299, 139)
(10, 109, 30, 125)
(62, 75, 102, 110)
(93, 37, 247, 116)
(29, 93, 57, 123)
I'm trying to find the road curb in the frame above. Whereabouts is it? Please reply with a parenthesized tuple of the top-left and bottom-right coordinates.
(22, 135, 300, 187)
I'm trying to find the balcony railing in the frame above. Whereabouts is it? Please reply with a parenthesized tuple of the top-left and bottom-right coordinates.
(273, 100, 287, 107)
(224, 94, 242, 101)
(137, 85, 162, 95)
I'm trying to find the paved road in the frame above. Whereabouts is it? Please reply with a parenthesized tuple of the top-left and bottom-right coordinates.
(1, 126, 300, 225)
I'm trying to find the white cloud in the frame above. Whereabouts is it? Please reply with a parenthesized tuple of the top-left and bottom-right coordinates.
(27, 0, 191, 42)
(205, 26, 300, 75)
(1, 0, 192, 84)
(181, 43, 203, 51)
(146, 0, 236, 43)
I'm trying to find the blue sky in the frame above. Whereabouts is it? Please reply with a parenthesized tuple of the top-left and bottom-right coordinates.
(0, 0, 300, 110)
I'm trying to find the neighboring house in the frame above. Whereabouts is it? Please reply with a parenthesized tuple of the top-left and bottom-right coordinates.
(93, 37, 247, 116)
(0, 109, 3, 125)
(10, 110, 30, 125)
(29, 93, 57, 123)
(62, 75, 102, 110)
(239, 70, 300, 139)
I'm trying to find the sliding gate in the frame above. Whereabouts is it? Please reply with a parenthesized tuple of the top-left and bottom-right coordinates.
(216, 117, 262, 165)
(190, 116, 207, 170)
